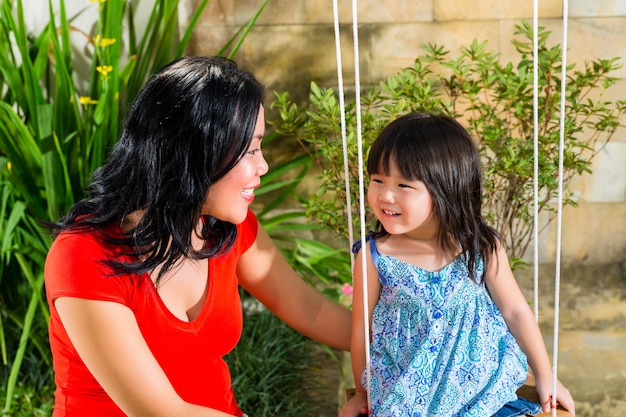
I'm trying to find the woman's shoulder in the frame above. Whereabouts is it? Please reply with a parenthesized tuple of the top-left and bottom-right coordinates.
(49, 222, 123, 259)
(45, 225, 135, 302)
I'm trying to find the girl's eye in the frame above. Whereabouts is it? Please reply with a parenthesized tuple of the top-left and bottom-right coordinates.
(246, 148, 262, 156)
(399, 183, 411, 188)
(371, 178, 383, 184)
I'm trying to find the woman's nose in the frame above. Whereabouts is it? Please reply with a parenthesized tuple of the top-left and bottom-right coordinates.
(258, 155, 269, 176)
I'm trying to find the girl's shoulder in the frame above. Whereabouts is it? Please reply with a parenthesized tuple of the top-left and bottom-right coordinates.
(351, 232, 377, 254)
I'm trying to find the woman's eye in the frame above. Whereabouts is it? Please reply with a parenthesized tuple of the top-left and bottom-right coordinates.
(247, 148, 261, 156)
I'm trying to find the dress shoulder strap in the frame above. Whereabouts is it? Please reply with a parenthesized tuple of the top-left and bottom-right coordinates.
(368, 236, 380, 266)
(351, 233, 381, 278)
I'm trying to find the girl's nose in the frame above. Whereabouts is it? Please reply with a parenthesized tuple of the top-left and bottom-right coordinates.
(379, 188, 394, 203)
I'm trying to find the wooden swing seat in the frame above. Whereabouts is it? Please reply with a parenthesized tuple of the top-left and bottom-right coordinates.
(345, 375, 570, 416)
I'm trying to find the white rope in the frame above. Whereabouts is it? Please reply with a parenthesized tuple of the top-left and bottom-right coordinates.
(332, 0, 371, 408)
(533, 3, 567, 414)
(349, 0, 373, 409)
(551, 0, 569, 413)
(532, 0, 540, 322)
(331, 0, 355, 269)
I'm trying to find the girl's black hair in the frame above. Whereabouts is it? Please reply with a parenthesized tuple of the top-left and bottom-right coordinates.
(55, 56, 265, 285)
(367, 112, 499, 282)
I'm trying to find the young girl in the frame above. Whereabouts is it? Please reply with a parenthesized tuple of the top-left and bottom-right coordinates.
(340, 113, 575, 417)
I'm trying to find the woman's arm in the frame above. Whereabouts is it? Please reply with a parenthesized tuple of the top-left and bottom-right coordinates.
(484, 244, 575, 416)
(55, 297, 234, 417)
(237, 222, 352, 350)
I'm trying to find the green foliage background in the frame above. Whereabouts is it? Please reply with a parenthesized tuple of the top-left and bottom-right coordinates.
(271, 21, 626, 267)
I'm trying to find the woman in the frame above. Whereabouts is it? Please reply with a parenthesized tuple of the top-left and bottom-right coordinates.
(45, 56, 351, 416)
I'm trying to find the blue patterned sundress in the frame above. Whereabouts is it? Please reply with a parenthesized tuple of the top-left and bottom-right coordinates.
(359, 237, 529, 417)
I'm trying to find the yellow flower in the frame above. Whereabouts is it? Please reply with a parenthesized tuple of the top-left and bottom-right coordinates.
(96, 65, 113, 79)
(89, 0, 107, 3)
(7, 161, 11, 171)
(100, 38, 116, 47)
(94, 34, 116, 48)
(79, 96, 98, 105)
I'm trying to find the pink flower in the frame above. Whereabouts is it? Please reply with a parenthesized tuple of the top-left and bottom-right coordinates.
(341, 283, 353, 296)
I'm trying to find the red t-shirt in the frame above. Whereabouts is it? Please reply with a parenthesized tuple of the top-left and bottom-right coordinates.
(44, 210, 258, 416)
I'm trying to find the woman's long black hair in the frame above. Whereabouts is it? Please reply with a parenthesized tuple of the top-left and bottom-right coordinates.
(56, 56, 265, 284)
(367, 112, 499, 282)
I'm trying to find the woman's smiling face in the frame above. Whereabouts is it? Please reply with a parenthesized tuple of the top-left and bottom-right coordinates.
(201, 105, 269, 224)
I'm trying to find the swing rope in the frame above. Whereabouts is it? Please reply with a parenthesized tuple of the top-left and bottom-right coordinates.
(532, 0, 540, 322)
(348, 0, 373, 408)
(331, 0, 371, 406)
(331, 1, 569, 414)
(331, 0, 355, 269)
(551, 0, 569, 413)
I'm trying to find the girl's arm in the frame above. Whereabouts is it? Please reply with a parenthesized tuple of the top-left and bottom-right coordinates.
(339, 246, 381, 417)
(55, 298, 234, 417)
(237, 222, 351, 350)
(484, 244, 575, 416)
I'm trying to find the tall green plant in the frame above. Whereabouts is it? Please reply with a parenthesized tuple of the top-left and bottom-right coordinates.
(0, 0, 268, 411)
(270, 21, 626, 267)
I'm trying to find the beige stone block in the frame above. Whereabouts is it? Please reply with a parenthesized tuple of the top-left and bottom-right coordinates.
(272, 0, 433, 24)
(192, 0, 237, 26)
(434, 0, 562, 21)
(238, 25, 355, 94)
(188, 24, 241, 57)
(569, 142, 626, 203)
(203, 0, 433, 26)
(500, 18, 626, 78)
(565, 18, 626, 77)
(369, 21, 500, 81)
(570, 0, 626, 17)
(186, 27, 227, 56)
(349, 0, 433, 24)
(535, 203, 626, 264)
(257, 0, 333, 25)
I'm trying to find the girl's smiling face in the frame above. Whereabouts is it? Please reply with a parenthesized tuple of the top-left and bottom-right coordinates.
(202, 105, 269, 224)
(367, 160, 438, 240)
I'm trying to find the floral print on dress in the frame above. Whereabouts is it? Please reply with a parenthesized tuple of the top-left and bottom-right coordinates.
(359, 237, 528, 417)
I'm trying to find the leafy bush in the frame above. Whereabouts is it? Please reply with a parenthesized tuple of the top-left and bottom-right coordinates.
(225, 297, 321, 417)
(270, 21, 626, 267)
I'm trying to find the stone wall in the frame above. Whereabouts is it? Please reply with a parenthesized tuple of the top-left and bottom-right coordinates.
(186, 0, 626, 267)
